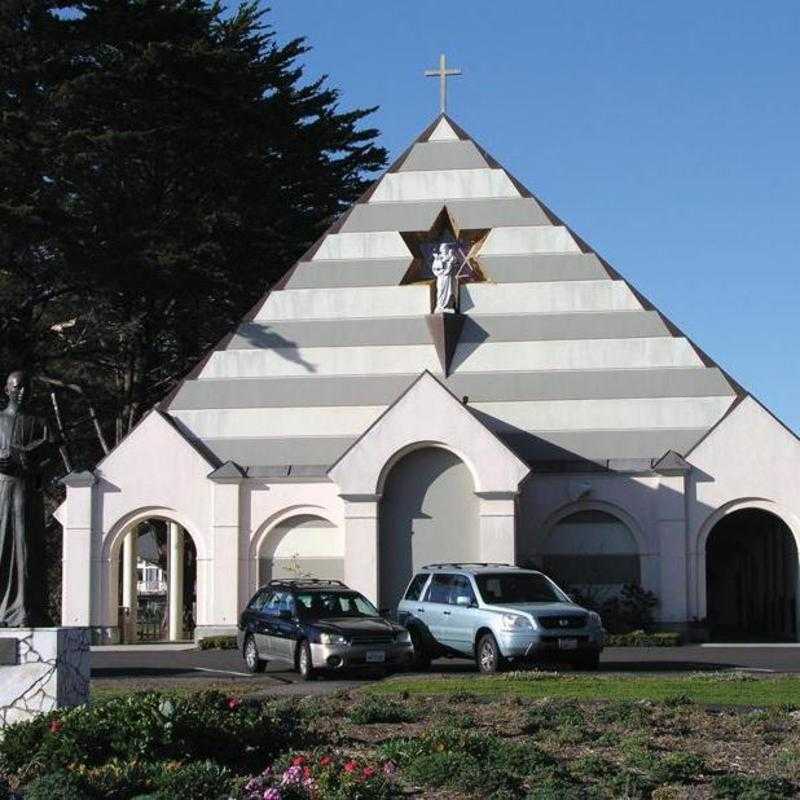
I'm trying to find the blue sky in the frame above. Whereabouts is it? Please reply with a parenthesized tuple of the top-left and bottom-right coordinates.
(269, 1, 800, 432)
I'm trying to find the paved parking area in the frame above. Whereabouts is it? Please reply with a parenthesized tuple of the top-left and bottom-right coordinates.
(90, 644, 800, 697)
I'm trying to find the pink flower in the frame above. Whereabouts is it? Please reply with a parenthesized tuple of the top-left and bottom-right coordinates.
(319, 755, 334, 767)
(362, 766, 377, 779)
(49, 719, 63, 734)
(291, 755, 306, 767)
(382, 761, 397, 776)
(281, 765, 303, 785)
(343, 760, 359, 774)
(227, 696, 241, 710)
(263, 789, 282, 800)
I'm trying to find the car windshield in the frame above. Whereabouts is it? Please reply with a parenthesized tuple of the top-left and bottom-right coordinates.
(475, 572, 567, 604)
(294, 591, 379, 620)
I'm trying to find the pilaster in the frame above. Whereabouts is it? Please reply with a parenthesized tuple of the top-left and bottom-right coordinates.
(60, 471, 96, 627)
(476, 491, 518, 565)
(341, 494, 380, 604)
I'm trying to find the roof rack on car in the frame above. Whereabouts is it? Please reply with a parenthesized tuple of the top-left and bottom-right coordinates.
(422, 562, 516, 570)
(266, 578, 347, 587)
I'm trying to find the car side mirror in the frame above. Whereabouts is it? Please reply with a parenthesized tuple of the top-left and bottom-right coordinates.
(455, 595, 474, 607)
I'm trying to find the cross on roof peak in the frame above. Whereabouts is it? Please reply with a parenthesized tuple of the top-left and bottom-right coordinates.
(424, 53, 462, 114)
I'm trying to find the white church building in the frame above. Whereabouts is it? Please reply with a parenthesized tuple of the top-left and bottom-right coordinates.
(56, 112, 800, 644)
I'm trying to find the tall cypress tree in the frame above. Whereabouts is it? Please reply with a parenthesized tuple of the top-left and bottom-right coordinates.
(1, 0, 387, 455)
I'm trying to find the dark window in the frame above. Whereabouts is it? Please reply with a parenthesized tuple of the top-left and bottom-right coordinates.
(404, 573, 430, 601)
(425, 574, 456, 604)
(294, 591, 379, 619)
(448, 575, 476, 606)
(263, 591, 293, 616)
(247, 588, 270, 610)
(475, 572, 566, 604)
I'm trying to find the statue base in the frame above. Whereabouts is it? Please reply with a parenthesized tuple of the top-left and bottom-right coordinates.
(0, 627, 90, 726)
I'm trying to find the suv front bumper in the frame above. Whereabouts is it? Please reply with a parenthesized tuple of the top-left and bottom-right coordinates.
(310, 641, 414, 670)
(497, 629, 604, 659)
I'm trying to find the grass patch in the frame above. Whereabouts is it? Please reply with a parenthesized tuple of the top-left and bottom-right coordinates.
(370, 673, 800, 707)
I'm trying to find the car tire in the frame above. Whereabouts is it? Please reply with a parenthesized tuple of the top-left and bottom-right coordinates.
(409, 627, 432, 671)
(476, 632, 503, 675)
(243, 635, 266, 674)
(573, 651, 600, 671)
(297, 640, 316, 681)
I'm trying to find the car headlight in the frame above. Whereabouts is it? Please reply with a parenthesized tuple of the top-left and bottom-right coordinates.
(500, 613, 534, 631)
(396, 629, 412, 644)
(319, 632, 348, 645)
(588, 611, 603, 627)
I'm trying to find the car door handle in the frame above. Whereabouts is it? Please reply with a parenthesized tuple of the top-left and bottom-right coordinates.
(443, 610, 451, 616)
(416, 608, 425, 613)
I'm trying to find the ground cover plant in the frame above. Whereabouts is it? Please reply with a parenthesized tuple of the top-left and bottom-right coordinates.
(3, 676, 800, 798)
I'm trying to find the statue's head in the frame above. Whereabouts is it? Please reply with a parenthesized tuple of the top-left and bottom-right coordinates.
(437, 242, 454, 257)
(5, 371, 29, 408)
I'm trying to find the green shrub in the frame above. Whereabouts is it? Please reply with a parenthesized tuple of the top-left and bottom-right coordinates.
(0, 691, 307, 781)
(72, 758, 156, 799)
(523, 700, 585, 734)
(21, 770, 86, 800)
(154, 759, 234, 800)
(198, 635, 238, 650)
(649, 752, 706, 784)
(601, 769, 656, 800)
(713, 774, 794, 799)
(569, 753, 615, 780)
(347, 697, 417, 725)
(596, 700, 651, 726)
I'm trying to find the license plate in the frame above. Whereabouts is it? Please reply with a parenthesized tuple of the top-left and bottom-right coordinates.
(366, 650, 386, 663)
(558, 638, 578, 650)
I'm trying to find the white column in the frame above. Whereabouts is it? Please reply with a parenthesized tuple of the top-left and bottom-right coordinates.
(60, 471, 96, 628)
(477, 492, 518, 564)
(168, 522, 185, 641)
(209, 478, 242, 634)
(656, 473, 689, 623)
(121, 528, 139, 642)
(342, 494, 380, 605)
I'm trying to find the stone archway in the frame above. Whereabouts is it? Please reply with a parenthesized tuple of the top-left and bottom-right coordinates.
(255, 513, 343, 586)
(705, 508, 798, 641)
(378, 446, 479, 612)
(103, 509, 207, 644)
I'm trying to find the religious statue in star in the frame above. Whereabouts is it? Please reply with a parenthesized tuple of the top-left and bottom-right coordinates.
(431, 242, 459, 312)
(0, 370, 51, 627)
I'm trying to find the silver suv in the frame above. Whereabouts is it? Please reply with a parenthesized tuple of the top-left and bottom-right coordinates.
(397, 563, 605, 673)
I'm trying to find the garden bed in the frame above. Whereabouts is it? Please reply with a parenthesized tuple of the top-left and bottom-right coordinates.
(2, 680, 800, 798)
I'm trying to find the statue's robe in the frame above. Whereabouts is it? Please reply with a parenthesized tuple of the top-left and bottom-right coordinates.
(0, 411, 48, 627)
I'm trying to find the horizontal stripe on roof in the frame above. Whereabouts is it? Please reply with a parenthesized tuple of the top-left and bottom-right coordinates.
(312, 231, 411, 261)
(196, 426, 711, 468)
(172, 396, 734, 440)
(169, 367, 734, 411)
(226, 311, 671, 350)
(478, 253, 609, 283)
(369, 168, 519, 202)
(282, 258, 412, 289)
(398, 140, 489, 171)
(480, 225, 581, 255)
(199, 337, 703, 379)
(338, 198, 551, 234)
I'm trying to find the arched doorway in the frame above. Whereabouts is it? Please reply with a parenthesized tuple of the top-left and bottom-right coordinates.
(706, 508, 798, 641)
(539, 509, 641, 600)
(378, 447, 479, 613)
(257, 514, 343, 585)
(115, 517, 198, 642)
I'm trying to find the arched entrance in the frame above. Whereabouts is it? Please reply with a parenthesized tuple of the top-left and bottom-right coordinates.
(256, 514, 343, 585)
(378, 447, 479, 612)
(539, 509, 641, 599)
(112, 515, 201, 642)
(706, 508, 798, 641)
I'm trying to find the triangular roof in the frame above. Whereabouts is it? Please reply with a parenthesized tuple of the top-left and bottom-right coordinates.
(165, 113, 747, 473)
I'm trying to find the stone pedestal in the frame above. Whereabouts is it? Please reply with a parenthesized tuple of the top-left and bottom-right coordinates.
(0, 627, 90, 726)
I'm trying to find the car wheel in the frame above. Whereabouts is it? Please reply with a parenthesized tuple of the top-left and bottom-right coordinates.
(573, 651, 600, 671)
(409, 628, 432, 671)
(297, 640, 316, 681)
(476, 632, 503, 675)
(243, 635, 266, 674)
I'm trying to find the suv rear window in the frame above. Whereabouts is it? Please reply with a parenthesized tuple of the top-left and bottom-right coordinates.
(404, 573, 429, 601)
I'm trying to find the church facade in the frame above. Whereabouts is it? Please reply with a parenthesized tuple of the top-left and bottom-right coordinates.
(56, 115, 800, 643)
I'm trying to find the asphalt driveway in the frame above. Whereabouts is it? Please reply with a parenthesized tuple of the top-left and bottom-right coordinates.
(90, 644, 800, 697)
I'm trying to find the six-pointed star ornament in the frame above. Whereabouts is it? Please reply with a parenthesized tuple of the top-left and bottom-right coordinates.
(399, 207, 489, 288)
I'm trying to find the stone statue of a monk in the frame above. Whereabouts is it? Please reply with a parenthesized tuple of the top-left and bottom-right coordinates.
(431, 242, 458, 312)
(0, 371, 50, 627)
